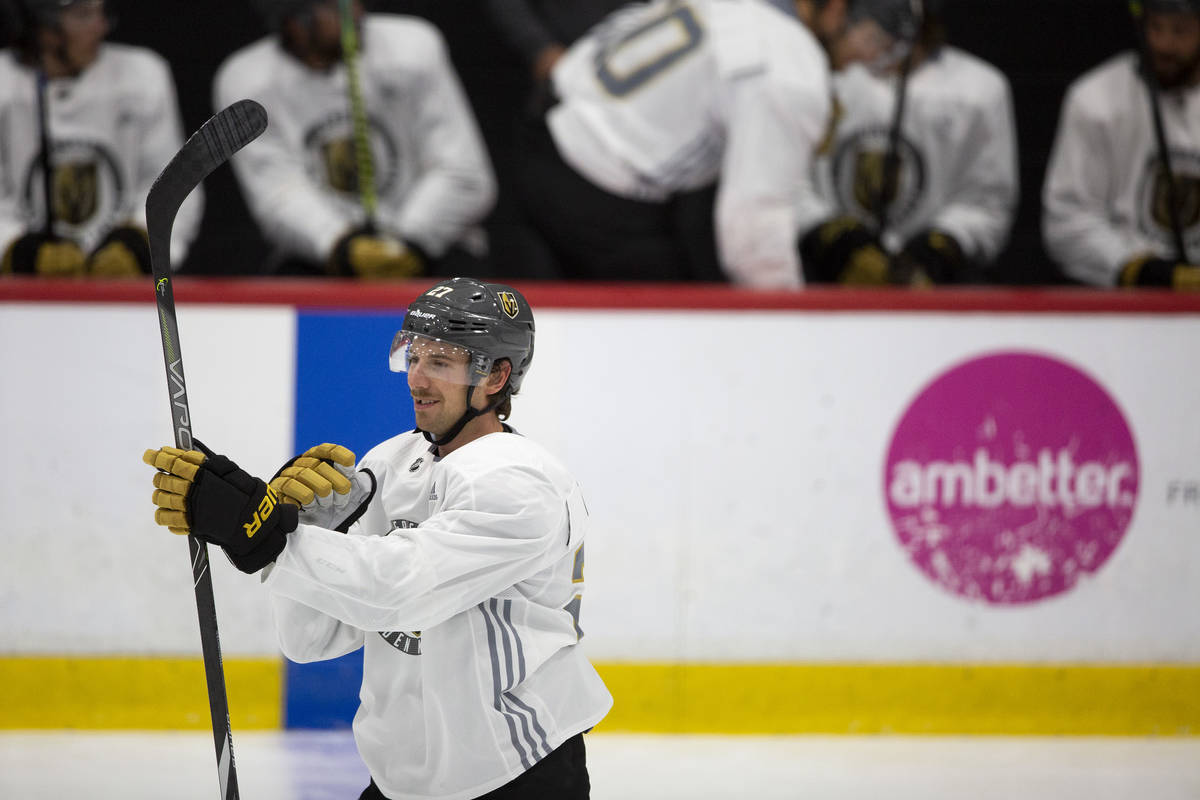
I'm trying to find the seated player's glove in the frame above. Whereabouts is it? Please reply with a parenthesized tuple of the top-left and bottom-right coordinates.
(2, 232, 87, 276)
(143, 442, 298, 574)
(87, 225, 151, 277)
(270, 443, 376, 533)
(328, 227, 426, 280)
(798, 216, 890, 285)
(893, 229, 966, 286)
(1119, 254, 1200, 290)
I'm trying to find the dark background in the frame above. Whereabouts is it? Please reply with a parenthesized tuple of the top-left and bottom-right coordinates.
(99, 0, 1136, 284)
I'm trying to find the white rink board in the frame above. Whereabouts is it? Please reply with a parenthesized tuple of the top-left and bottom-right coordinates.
(0, 303, 294, 656)
(2, 303, 1198, 662)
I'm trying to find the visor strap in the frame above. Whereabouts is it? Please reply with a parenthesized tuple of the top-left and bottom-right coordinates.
(419, 385, 505, 449)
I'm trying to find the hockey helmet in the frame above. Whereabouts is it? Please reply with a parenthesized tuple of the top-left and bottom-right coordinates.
(391, 278, 536, 394)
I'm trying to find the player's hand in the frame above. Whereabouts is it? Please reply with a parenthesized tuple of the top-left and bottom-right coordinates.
(1119, 254, 1200, 289)
(143, 442, 298, 574)
(893, 229, 966, 286)
(329, 228, 426, 279)
(799, 216, 889, 285)
(2, 232, 87, 276)
(271, 443, 376, 533)
(271, 443, 356, 507)
(1174, 265, 1200, 290)
(88, 226, 151, 277)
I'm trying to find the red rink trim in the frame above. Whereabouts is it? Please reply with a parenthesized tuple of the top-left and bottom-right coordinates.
(2, 276, 1200, 313)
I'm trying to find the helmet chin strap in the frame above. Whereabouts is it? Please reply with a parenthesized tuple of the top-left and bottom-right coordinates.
(419, 384, 504, 450)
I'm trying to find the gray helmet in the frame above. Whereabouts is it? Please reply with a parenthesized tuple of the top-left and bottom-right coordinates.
(851, 0, 925, 40)
(394, 277, 536, 394)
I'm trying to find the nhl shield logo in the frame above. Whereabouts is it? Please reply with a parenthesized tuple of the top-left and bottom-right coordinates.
(498, 291, 520, 319)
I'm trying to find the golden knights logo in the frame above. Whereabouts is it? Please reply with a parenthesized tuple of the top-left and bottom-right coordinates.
(498, 291, 520, 319)
(22, 139, 124, 250)
(53, 161, 98, 224)
(305, 112, 398, 199)
(1136, 151, 1200, 254)
(828, 125, 926, 230)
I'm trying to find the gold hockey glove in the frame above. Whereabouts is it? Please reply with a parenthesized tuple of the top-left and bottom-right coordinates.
(144, 442, 297, 574)
(329, 228, 426, 280)
(2, 233, 86, 276)
(798, 216, 890, 285)
(1119, 254, 1200, 289)
(88, 226, 151, 277)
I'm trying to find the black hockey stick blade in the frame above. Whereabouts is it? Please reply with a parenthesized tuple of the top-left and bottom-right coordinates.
(147, 98, 267, 278)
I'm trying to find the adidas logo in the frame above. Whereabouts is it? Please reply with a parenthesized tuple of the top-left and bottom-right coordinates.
(429, 483, 438, 501)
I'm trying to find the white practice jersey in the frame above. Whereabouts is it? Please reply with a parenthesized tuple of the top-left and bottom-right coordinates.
(814, 48, 1018, 262)
(264, 429, 612, 800)
(1043, 52, 1200, 285)
(548, 0, 836, 288)
(213, 15, 496, 263)
(0, 44, 200, 265)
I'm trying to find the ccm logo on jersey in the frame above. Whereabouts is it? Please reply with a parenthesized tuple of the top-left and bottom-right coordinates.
(498, 291, 520, 318)
(244, 484, 280, 538)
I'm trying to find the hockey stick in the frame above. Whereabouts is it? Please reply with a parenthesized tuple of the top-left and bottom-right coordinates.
(339, 0, 377, 229)
(147, 98, 268, 800)
(875, 0, 923, 236)
(34, 68, 54, 238)
(1128, 0, 1189, 262)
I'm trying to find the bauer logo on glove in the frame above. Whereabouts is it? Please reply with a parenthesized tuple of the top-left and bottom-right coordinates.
(143, 442, 298, 574)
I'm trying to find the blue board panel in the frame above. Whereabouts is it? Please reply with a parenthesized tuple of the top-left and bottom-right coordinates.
(287, 310, 414, 729)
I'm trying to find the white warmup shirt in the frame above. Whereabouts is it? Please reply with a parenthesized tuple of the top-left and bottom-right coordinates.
(1043, 51, 1200, 286)
(265, 429, 612, 800)
(548, 0, 835, 288)
(213, 15, 496, 264)
(814, 47, 1018, 262)
(0, 44, 201, 266)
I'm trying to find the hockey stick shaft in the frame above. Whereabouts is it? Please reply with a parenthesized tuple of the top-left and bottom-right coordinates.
(34, 69, 54, 238)
(1129, 0, 1189, 262)
(147, 99, 268, 800)
(876, 0, 924, 235)
(339, 0, 377, 229)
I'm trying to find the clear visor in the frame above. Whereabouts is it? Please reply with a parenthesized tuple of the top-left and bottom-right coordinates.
(389, 332, 493, 385)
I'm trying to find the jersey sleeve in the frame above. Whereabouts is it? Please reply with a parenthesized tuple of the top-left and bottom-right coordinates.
(264, 460, 579, 634)
(715, 69, 829, 288)
(384, 21, 496, 256)
(1042, 80, 1137, 286)
(925, 71, 1018, 264)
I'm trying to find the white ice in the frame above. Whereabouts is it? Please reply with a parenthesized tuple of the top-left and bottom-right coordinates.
(1, 730, 1198, 799)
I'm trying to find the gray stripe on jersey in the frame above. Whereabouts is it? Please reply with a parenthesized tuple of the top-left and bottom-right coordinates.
(499, 600, 550, 758)
(491, 599, 544, 761)
(480, 601, 532, 770)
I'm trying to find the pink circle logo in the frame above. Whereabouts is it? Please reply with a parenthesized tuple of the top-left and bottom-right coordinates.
(884, 351, 1139, 605)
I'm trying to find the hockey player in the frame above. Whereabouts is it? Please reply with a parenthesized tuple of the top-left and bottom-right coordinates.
(0, 0, 200, 276)
(1042, 0, 1200, 288)
(214, 0, 496, 279)
(143, 278, 611, 800)
(518, 0, 906, 287)
(807, 0, 1018, 284)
